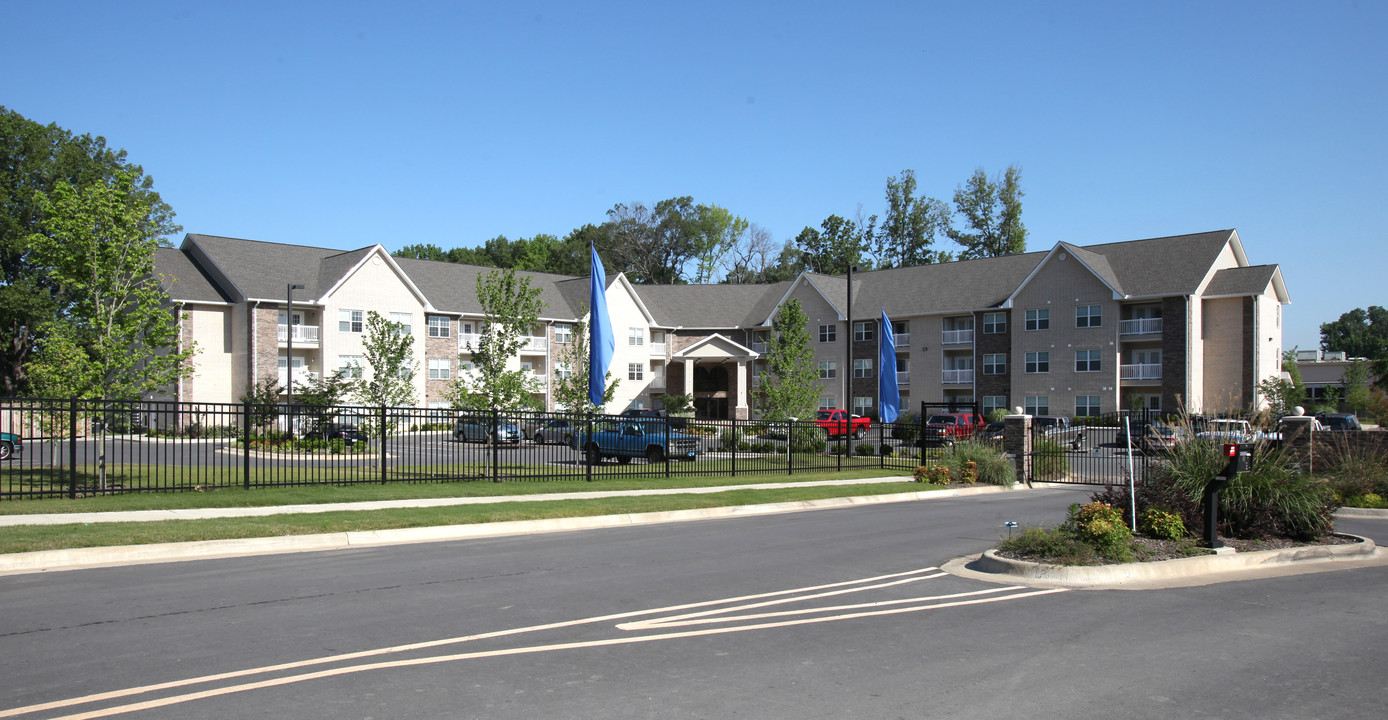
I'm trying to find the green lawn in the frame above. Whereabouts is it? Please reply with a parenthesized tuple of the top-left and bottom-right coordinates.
(0, 480, 935, 554)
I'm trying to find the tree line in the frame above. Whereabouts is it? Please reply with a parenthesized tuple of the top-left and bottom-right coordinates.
(397, 166, 1029, 283)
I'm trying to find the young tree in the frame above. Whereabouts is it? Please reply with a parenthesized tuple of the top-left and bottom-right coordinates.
(445, 268, 547, 411)
(875, 169, 953, 268)
(947, 165, 1028, 260)
(1343, 359, 1373, 416)
(239, 377, 284, 435)
(355, 312, 416, 436)
(296, 369, 356, 432)
(1, 107, 180, 396)
(25, 171, 194, 400)
(551, 313, 619, 413)
(757, 299, 819, 421)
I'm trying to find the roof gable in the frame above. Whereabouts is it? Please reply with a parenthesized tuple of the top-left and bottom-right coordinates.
(673, 333, 758, 358)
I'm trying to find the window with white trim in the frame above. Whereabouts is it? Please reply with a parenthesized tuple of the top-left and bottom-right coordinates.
(338, 355, 363, 379)
(390, 312, 413, 335)
(554, 324, 573, 343)
(853, 359, 873, 378)
(339, 309, 364, 333)
(983, 312, 1007, 334)
(1025, 351, 1049, 373)
(818, 397, 837, 410)
(427, 316, 450, 338)
(1025, 395, 1049, 416)
(853, 396, 872, 415)
(982, 396, 1007, 416)
(628, 363, 644, 381)
(628, 327, 644, 346)
(428, 358, 451, 380)
(853, 321, 874, 342)
(818, 361, 837, 379)
(1076, 349, 1102, 372)
(1076, 395, 1101, 417)
(818, 324, 837, 343)
(1076, 305, 1101, 328)
(1025, 309, 1049, 331)
(983, 353, 1007, 375)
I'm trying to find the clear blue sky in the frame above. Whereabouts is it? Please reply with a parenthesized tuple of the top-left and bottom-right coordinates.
(5, 1, 1384, 352)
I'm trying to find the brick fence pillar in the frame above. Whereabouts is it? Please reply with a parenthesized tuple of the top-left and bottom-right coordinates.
(1005, 412, 1032, 486)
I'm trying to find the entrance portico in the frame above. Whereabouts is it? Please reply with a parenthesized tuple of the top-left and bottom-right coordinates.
(668, 334, 759, 420)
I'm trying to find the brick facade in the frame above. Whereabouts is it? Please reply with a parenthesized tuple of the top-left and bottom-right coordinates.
(1161, 296, 1188, 413)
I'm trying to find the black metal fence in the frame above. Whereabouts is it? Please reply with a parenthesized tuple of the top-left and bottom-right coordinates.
(0, 399, 949, 501)
(1029, 411, 1161, 486)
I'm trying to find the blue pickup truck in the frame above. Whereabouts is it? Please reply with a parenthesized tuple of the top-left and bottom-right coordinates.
(574, 420, 702, 465)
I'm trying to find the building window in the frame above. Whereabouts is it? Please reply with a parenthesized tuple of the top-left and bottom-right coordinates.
(389, 312, 413, 335)
(555, 362, 572, 383)
(338, 355, 363, 379)
(428, 358, 451, 380)
(1025, 395, 1049, 416)
(819, 361, 837, 379)
(1025, 309, 1049, 331)
(398, 356, 414, 380)
(982, 396, 1007, 416)
(1076, 395, 1101, 417)
(819, 397, 837, 410)
(1076, 349, 1102, 372)
(554, 323, 573, 344)
(628, 363, 644, 381)
(628, 327, 644, 346)
(853, 321, 874, 342)
(1076, 305, 1101, 328)
(983, 312, 1007, 334)
(983, 353, 1007, 375)
(853, 359, 873, 378)
(339, 309, 364, 333)
(854, 396, 872, 415)
(427, 316, 450, 338)
(1025, 351, 1049, 373)
(818, 324, 837, 343)
(459, 321, 477, 336)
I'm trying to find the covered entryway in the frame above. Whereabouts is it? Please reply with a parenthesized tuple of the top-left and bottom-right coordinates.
(668, 334, 759, 420)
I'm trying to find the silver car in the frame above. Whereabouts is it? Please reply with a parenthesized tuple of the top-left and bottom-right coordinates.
(453, 417, 522, 443)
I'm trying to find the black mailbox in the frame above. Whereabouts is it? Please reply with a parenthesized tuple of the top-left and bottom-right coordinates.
(1221, 443, 1252, 479)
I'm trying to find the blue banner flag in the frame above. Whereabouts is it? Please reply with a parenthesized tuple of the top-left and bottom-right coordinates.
(588, 245, 616, 407)
(878, 308, 900, 423)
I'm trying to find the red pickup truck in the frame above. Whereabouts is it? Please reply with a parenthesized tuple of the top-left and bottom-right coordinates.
(813, 409, 871, 439)
(922, 412, 985, 446)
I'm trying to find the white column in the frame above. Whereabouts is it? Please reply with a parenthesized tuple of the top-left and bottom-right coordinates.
(683, 358, 694, 396)
(735, 359, 749, 413)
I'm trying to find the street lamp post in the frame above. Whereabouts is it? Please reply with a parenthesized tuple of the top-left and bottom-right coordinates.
(286, 283, 305, 407)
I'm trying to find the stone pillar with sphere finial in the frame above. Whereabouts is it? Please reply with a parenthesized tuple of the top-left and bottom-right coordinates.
(1005, 406, 1032, 486)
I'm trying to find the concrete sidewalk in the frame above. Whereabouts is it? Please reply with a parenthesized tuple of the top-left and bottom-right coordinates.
(0, 476, 924, 527)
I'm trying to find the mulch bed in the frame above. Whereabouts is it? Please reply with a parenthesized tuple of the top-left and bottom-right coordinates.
(1001, 533, 1362, 566)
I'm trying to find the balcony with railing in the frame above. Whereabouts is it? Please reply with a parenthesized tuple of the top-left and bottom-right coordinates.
(896, 370, 911, 385)
(458, 333, 482, 351)
(649, 342, 667, 357)
(519, 336, 548, 353)
(1120, 363, 1162, 381)
(277, 325, 320, 345)
(1120, 318, 1163, 335)
(277, 370, 319, 388)
(649, 376, 667, 390)
(891, 332, 910, 347)
(942, 368, 974, 384)
(750, 341, 768, 354)
(529, 373, 548, 390)
(941, 329, 974, 344)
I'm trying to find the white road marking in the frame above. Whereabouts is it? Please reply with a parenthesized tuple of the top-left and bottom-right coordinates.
(2, 567, 1065, 719)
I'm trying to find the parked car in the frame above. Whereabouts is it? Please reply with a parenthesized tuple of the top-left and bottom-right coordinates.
(1316, 413, 1363, 431)
(0, 431, 21, 460)
(813, 409, 871, 439)
(620, 408, 688, 430)
(575, 420, 702, 464)
(532, 418, 577, 445)
(309, 423, 368, 444)
(454, 416, 523, 443)
(1196, 418, 1279, 443)
(1139, 425, 1188, 453)
(1034, 415, 1086, 449)
(922, 412, 984, 446)
(979, 421, 1006, 443)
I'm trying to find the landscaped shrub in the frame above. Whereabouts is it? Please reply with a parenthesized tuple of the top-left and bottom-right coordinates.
(1031, 438, 1070, 479)
(719, 429, 741, 452)
(789, 426, 826, 453)
(996, 527, 1098, 566)
(878, 443, 894, 457)
(913, 464, 950, 484)
(1064, 501, 1132, 561)
(942, 440, 1016, 487)
(1139, 507, 1185, 541)
(890, 412, 920, 442)
(855, 443, 874, 457)
(829, 444, 847, 455)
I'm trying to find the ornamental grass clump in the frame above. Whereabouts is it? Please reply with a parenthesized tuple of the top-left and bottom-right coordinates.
(941, 440, 1015, 487)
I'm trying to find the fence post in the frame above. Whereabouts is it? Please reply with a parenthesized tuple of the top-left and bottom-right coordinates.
(787, 419, 794, 476)
(68, 397, 78, 499)
(918, 401, 926, 465)
(243, 400, 252, 490)
(585, 412, 593, 482)
(730, 416, 737, 477)
(379, 404, 388, 484)
(491, 408, 500, 483)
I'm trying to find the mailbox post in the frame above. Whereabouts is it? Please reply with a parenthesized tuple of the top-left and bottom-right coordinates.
(1205, 443, 1252, 548)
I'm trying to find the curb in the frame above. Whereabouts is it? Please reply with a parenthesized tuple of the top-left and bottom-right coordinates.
(942, 534, 1380, 590)
(1335, 507, 1388, 520)
(0, 483, 1025, 576)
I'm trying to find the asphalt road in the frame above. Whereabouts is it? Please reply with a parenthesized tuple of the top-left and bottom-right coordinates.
(3, 486, 1385, 719)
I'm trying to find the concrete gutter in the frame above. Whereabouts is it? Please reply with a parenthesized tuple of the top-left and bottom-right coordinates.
(0, 483, 1024, 576)
(943, 534, 1383, 590)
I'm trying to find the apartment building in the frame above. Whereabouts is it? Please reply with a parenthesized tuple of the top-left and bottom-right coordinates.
(155, 229, 1288, 419)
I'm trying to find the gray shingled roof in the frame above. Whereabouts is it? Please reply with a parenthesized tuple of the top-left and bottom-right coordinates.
(184, 234, 361, 301)
(634, 281, 791, 328)
(1079, 229, 1235, 298)
(154, 247, 233, 303)
(1203, 265, 1277, 297)
(393, 256, 586, 318)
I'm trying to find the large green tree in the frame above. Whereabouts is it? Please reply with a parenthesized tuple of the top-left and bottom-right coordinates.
(757, 299, 819, 421)
(947, 165, 1027, 260)
(1, 107, 179, 395)
(794, 215, 872, 275)
(875, 169, 953, 268)
(24, 171, 193, 400)
(445, 268, 546, 411)
(1319, 306, 1388, 360)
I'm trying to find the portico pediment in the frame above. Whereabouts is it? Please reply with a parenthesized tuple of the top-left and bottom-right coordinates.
(673, 333, 759, 359)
